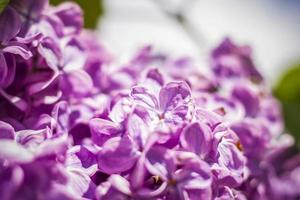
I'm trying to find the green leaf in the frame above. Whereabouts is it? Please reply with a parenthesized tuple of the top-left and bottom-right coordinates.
(274, 64, 300, 102)
(50, 0, 104, 29)
(274, 63, 300, 149)
(0, 0, 9, 13)
(280, 102, 300, 149)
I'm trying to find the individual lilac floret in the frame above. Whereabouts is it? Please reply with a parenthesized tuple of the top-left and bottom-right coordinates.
(131, 80, 192, 127)
(34, 36, 93, 101)
(9, 0, 49, 36)
(0, 6, 32, 88)
(211, 37, 262, 82)
(0, 137, 74, 200)
(97, 135, 140, 174)
(144, 146, 212, 199)
(180, 122, 246, 188)
(96, 147, 212, 200)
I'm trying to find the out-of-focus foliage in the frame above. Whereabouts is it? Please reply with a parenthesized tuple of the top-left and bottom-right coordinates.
(0, 0, 9, 13)
(274, 63, 300, 148)
(50, 0, 103, 29)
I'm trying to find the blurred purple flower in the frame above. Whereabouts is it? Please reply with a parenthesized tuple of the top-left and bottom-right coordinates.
(0, 1, 298, 199)
(0, 6, 32, 88)
(211, 37, 262, 82)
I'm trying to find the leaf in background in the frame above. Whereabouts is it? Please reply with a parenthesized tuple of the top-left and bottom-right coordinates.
(50, 0, 104, 29)
(274, 63, 300, 148)
(0, 0, 9, 13)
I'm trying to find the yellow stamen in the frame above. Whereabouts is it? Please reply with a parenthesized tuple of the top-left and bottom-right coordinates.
(236, 141, 243, 152)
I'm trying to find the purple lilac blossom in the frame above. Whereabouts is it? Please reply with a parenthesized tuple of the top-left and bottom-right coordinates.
(0, 1, 299, 200)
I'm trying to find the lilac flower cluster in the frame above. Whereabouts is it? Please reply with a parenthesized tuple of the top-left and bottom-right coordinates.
(0, 1, 299, 200)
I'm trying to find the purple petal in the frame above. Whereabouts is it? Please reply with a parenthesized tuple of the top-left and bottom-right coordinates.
(231, 121, 271, 157)
(176, 158, 212, 189)
(109, 96, 133, 124)
(127, 113, 149, 149)
(213, 138, 245, 187)
(194, 108, 222, 130)
(0, 121, 15, 139)
(37, 14, 65, 38)
(69, 123, 91, 145)
(10, 0, 48, 36)
(9, 0, 48, 22)
(145, 146, 175, 180)
(52, 2, 83, 35)
(35, 134, 68, 159)
(97, 136, 139, 174)
(38, 37, 61, 70)
(131, 86, 159, 109)
(0, 165, 24, 200)
(15, 33, 43, 44)
(0, 6, 21, 43)
(43, 185, 76, 200)
(130, 154, 147, 189)
(216, 187, 247, 200)
(0, 89, 28, 112)
(95, 182, 128, 200)
(60, 70, 93, 97)
(231, 85, 259, 117)
(131, 45, 152, 64)
(23, 114, 56, 130)
(15, 128, 51, 149)
(136, 182, 168, 198)
(0, 140, 34, 163)
(27, 72, 59, 95)
(108, 174, 132, 195)
(52, 101, 70, 134)
(61, 37, 85, 66)
(3, 42, 32, 60)
(180, 122, 212, 158)
(66, 145, 97, 175)
(0, 53, 8, 86)
(67, 169, 95, 198)
(146, 68, 164, 86)
(211, 38, 263, 81)
(159, 81, 191, 113)
(89, 118, 121, 146)
(184, 189, 212, 200)
(2, 53, 16, 88)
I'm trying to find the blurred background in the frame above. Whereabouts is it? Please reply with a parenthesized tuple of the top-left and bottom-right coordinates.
(49, 0, 300, 148)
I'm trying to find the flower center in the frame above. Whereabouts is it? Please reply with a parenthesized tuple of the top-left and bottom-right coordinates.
(214, 107, 226, 116)
(236, 141, 243, 152)
(168, 179, 177, 186)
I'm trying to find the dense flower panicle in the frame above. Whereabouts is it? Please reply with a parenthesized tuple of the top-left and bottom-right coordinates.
(0, 1, 299, 200)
